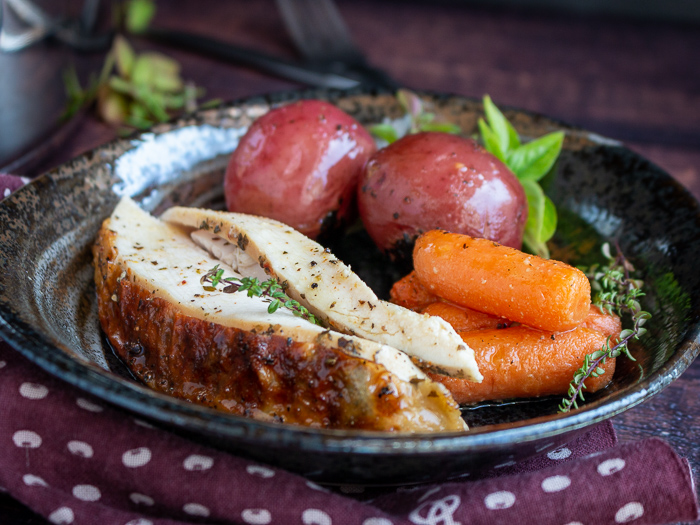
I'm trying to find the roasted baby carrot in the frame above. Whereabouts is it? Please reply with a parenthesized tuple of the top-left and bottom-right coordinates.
(389, 270, 438, 311)
(390, 271, 511, 330)
(413, 230, 591, 332)
(581, 305, 622, 341)
(422, 301, 511, 332)
(429, 326, 616, 404)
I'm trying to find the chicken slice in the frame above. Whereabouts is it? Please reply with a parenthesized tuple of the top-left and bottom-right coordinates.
(161, 206, 482, 381)
(93, 197, 466, 432)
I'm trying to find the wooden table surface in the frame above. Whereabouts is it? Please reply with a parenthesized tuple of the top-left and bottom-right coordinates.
(1, 1, 698, 522)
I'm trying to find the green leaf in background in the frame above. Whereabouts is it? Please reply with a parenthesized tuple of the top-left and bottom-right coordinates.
(368, 123, 399, 144)
(131, 52, 183, 92)
(126, 0, 156, 34)
(114, 35, 135, 78)
(480, 94, 563, 258)
(370, 89, 461, 142)
(483, 94, 520, 152)
(419, 120, 461, 134)
(397, 89, 423, 131)
(540, 194, 557, 241)
(477, 117, 506, 163)
(506, 131, 564, 181)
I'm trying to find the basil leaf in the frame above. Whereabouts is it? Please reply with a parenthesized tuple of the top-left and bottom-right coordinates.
(540, 194, 557, 242)
(478, 118, 507, 163)
(520, 179, 550, 258)
(369, 123, 399, 144)
(523, 230, 549, 260)
(483, 95, 509, 153)
(506, 131, 564, 181)
(505, 117, 521, 151)
(521, 179, 544, 233)
(419, 121, 461, 134)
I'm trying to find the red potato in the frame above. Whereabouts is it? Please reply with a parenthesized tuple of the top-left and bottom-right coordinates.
(225, 100, 376, 239)
(357, 132, 528, 259)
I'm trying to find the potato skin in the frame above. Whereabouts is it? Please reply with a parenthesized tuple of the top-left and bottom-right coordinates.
(224, 100, 376, 239)
(358, 132, 528, 258)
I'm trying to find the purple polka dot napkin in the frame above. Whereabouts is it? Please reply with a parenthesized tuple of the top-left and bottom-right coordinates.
(0, 174, 698, 525)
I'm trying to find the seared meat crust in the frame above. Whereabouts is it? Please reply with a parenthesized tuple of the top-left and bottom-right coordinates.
(93, 205, 466, 432)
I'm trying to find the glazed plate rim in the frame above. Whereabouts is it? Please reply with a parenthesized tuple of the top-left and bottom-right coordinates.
(0, 87, 699, 457)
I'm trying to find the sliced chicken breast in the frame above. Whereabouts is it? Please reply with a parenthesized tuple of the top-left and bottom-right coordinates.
(161, 206, 482, 381)
(93, 197, 466, 432)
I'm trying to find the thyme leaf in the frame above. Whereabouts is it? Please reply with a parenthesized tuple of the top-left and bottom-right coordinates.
(200, 266, 321, 326)
(559, 243, 649, 412)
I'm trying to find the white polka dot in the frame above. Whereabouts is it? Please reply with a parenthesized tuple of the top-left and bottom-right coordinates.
(67, 441, 94, 458)
(72, 484, 101, 501)
(363, 519, 393, 525)
(484, 491, 516, 510)
(598, 458, 626, 476)
(183, 454, 214, 471)
(615, 502, 644, 522)
(3, 188, 11, 198)
(13, 430, 42, 448)
(0, 360, 6, 368)
(302, 509, 332, 525)
(125, 520, 153, 525)
(20, 176, 31, 184)
(76, 397, 103, 412)
(48, 507, 74, 524)
(547, 447, 572, 460)
(19, 382, 49, 399)
(129, 493, 155, 506)
(23, 474, 48, 487)
(340, 484, 365, 493)
(541, 475, 571, 492)
(183, 503, 210, 517)
(122, 447, 152, 468)
(242, 509, 272, 524)
(246, 465, 275, 478)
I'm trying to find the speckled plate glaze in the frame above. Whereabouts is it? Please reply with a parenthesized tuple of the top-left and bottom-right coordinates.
(0, 89, 698, 485)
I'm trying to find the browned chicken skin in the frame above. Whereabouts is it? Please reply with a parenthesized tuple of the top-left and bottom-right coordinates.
(92, 198, 466, 432)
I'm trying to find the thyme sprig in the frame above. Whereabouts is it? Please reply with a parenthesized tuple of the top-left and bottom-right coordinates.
(559, 243, 651, 412)
(200, 265, 321, 326)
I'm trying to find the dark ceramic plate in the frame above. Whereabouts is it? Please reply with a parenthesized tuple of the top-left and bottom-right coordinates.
(0, 89, 698, 485)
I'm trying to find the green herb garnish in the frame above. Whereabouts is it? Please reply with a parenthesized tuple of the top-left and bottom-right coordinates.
(478, 95, 563, 259)
(369, 91, 562, 258)
(62, 1, 211, 132)
(125, 0, 157, 34)
(369, 89, 461, 143)
(200, 265, 321, 326)
(559, 243, 650, 412)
